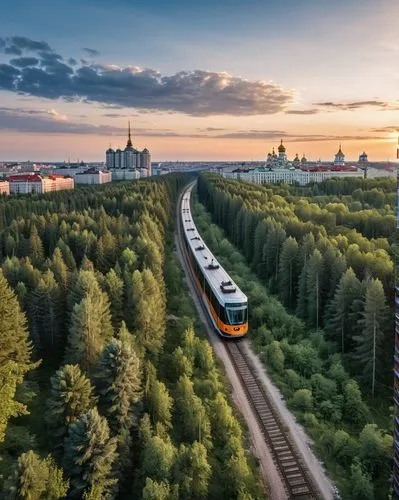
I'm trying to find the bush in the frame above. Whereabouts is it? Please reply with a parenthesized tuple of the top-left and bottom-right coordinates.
(290, 389, 313, 413)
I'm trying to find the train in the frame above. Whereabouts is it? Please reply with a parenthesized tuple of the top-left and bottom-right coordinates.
(181, 185, 248, 338)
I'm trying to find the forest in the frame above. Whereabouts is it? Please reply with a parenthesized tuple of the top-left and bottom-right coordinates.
(0, 176, 262, 500)
(195, 173, 395, 499)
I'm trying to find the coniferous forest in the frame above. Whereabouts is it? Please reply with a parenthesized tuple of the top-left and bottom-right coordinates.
(0, 176, 263, 500)
(196, 173, 395, 499)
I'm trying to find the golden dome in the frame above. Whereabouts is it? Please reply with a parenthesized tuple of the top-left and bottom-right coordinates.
(336, 144, 345, 157)
(278, 139, 286, 153)
(293, 153, 300, 162)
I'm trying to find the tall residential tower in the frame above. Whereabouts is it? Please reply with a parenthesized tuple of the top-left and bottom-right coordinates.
(105, 121, 151, 176)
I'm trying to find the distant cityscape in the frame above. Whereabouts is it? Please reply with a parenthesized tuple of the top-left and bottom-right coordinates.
(0, 128, 397, 196)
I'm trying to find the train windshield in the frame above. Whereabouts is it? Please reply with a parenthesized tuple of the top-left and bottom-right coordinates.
(226, 304, 247, 325)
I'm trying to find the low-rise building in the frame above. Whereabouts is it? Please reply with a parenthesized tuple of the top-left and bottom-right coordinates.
(0, 179, 9, 195)
(75, 168, 112, 185)
(112, 169, 141, 181)
(7, 174, 45, 194)
(7, 173, 74, 194)
(225, 165, 364, 186)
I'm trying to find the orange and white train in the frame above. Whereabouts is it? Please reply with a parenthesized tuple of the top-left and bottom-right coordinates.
(181, 185, 248, 338)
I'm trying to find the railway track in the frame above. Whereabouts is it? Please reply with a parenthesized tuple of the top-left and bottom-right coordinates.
(176, 183, 323, 500)
(225, 340, 318, 499)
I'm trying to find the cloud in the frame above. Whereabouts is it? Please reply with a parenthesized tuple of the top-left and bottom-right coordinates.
(0, 107, 388, 143)
(285, 109, 320, 115)
(371, 126, 399, 133)
(0, 36, 294, 116)
(83, 47, 100, 57)
(0, 36, 53, 54)
(9, 57, 39, 68)
(314, 100, 399, 111)
(218, 129, 287, 139)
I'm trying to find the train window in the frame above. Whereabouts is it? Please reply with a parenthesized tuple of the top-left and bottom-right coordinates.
(225, 306, 247, 325)
(219, 304, 227, 324)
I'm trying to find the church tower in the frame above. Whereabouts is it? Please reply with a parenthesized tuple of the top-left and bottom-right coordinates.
(334, 144, 345, 166)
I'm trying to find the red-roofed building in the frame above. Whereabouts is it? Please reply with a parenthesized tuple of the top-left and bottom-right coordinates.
(7, 173, 74, 194)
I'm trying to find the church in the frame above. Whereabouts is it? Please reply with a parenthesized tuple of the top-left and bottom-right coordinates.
(105, 122, 151, 177)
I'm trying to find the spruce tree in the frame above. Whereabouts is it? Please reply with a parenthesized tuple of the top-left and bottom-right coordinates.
(50, 247, 69, 292)
(30, 271, 63, 357)
(147, 379, 173, 429)
(174, 375, 211, 449)
(47, 364, 96, 455)
(306, 249, 324, 328)
(28, 225, 44, 267)
(0, 270, 32, 441)
(325, 268, 362, 353)
(353, 278, 389, 397)
(63, 408, 118, 499)
(278, 236, 299, 309)
(134, 269, 166, 356)
(105, 269, 124, 330)
(65, 289, 112, 373)
(95, 337, 141, 434)
(174, 441, 211, 499)
(2, 451, 69, 500)
(3, 450, 48, 499)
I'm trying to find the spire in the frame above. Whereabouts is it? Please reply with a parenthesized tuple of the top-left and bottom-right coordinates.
(126, 120, 133, 148)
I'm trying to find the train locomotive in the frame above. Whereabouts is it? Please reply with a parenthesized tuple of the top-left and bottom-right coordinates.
(181, 185, 248, 338)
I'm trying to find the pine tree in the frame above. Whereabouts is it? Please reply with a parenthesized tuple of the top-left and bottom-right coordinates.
(63, 408, 118, 499)
(261, 222, 286, 284)
(28, 225, 44, 267)
(147, 379, 173, 429)
(141, 434, 176, 483)
(67, 270, 113, 340)
(2, 451, 69, 500)
(3, 450, 48, 499)
(95, 337, 141, 434)
(133, 269, 166, 356)
(278, 236, 299, 309)
(174, 375, 211, 449)
(306, 249, 324, 328)
(296, 233, 315, 319)
(353, 278, 389, 397)
(325, 268, 362, 353)
(45, 456, 70, 499)
(30, 271, 63, 357)
(174, 441, 211, 499)
(142, 478, 172, 500)
(65, 288, 112, 373)
(105, 269, 124, 330)
(0, 270, 33, 441)
(47, 364, 96, 455)
(50, 247, 69, 292)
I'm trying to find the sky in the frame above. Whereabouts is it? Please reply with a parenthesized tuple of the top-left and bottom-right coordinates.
(0, 0, 398, 162)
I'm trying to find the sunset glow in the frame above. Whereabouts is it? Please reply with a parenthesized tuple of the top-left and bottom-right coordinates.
(0, 0, 398, 161)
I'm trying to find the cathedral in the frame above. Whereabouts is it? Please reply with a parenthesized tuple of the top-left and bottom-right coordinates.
(265, 140, 349, 168)
(105, 122, 151, 176)
(266, 140, 306, 168)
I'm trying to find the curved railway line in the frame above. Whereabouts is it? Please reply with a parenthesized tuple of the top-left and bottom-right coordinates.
(176, 182, 326, 499)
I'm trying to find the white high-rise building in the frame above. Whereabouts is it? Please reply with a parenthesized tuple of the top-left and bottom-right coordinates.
(105, 122, 152, 177)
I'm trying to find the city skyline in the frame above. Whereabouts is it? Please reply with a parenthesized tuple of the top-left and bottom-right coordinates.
(0, 0, 398, 161)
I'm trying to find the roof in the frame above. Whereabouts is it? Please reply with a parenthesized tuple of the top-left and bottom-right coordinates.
(182, 185, 247, 305)
(278, 139, 286, 153)
(75, 168, 109, 175)
(7, 174, 42, 182)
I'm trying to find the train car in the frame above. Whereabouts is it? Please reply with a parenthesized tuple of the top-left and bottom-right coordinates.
(181, 185, 248, 338)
